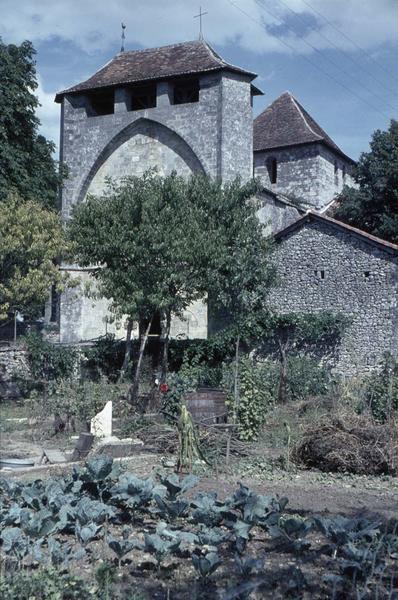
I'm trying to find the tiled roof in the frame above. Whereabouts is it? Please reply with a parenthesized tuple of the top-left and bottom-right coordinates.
(55, 40, 257, 102)
(274, 210, 398, 253)
(253, 92, 354, 163)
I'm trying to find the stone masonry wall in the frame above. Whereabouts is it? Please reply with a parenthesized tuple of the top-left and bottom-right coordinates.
(268, 220, 398, 374)
(254, 143, 355, 210)
(61, 70, 254, 219)
(59, 70, 254, 342)
(256, 191, 301, 235)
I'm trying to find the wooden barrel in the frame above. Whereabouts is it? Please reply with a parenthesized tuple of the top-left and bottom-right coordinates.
(186, 388, 228, 424)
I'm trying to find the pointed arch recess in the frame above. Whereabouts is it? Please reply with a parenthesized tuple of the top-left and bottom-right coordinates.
(77, 117, 205, 203)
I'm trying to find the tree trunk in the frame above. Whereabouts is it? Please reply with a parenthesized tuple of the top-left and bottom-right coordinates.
(160, 308, 172, 383)
(277, 339, 288, 404)
(128, 316, 153, 406)
(233, 335, 240, 424)
(118, 319, 133, 383)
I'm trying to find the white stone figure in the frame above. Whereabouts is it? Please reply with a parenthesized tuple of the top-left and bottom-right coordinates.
(90, 401, 112, 438)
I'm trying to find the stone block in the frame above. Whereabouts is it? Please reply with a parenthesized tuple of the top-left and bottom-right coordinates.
(91, 401, 112, 438)
(41, 448, 68, 464)
(93, 437, 144, 458)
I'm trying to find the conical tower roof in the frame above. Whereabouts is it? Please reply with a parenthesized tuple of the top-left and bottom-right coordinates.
(254, 91, 353, 162)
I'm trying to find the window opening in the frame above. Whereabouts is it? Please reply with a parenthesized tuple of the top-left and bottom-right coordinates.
(129, 84, 157, 111)
(267, 157, 277, 184)
(364, 271, 370, 279)
(315, 269, 325, 279)
(88, 89, 114, 116)
(173, 79, 199, 105)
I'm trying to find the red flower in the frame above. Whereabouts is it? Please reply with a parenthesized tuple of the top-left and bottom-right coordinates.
(159, 383, 169, 393)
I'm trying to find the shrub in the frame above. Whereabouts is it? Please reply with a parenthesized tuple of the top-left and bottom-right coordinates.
(223, 357, 274, 441)
(35, 379, 125, 431)
(286, 355, 335, 401)
(364, 354, 398, 422)
(161, 370, 198, 423)
(0, 568, 94, 600)
(24, 332, 78, 381)
(81, 334, 128, 382)
(168, 336, 236, 387)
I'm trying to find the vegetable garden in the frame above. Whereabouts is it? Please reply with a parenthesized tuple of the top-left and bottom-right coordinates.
(1, 455, 397, 599)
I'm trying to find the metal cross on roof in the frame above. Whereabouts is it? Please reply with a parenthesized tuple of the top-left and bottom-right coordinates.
(194, 6, 208, 40)
(120, 22, 126, 53)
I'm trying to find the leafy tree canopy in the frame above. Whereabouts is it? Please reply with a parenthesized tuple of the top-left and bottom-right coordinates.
(68, 171, 215, 324)
(68, 171, 272, 397)
(333, 119, 398, 244)
(0, 192, 70, 319)
(0, 38, 62, 209)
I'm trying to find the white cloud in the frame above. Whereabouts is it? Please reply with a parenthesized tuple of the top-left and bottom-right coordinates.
(1, 0, 397, 56)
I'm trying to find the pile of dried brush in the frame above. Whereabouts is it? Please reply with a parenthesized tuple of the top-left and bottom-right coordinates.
(135, 419, 255, 461)
(292, 415, 397, 476)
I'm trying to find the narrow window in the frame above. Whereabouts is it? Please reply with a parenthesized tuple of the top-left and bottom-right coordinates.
(364, 271, 370, 279)
(88, 89, 114, 116)
(129, 84, 157, 111)
(320, 269, 325, 279)
(173, 78, 199, 105)
(267, 157, 277, 184)
(315, 269, 325, 280)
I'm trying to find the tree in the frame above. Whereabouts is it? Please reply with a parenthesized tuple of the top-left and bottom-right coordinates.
(259, 311, 348, 404)
(0, 192, 70, 323)
(0, 38, 62, 209)
(333, 120, 398, 244)
(68, 171, 213, 403)
(202, 181, 275, 421)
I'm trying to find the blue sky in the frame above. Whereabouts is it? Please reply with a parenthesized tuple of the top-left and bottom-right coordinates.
(1, 0, 397, 160)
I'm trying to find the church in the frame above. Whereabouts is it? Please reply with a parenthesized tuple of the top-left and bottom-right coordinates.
(54, 39, 398, 374)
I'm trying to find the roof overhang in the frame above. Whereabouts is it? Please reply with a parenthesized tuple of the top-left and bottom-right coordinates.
(274, 211, 398, 254)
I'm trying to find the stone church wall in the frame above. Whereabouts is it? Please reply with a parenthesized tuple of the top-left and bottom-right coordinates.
(253, 143, 355, 210)
(269, 220, 398, 374)
(59, 69, 254, 343)
(256, 191, 301, 235)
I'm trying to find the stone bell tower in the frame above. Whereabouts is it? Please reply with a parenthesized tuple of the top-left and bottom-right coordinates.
(55, 39, 262, 342)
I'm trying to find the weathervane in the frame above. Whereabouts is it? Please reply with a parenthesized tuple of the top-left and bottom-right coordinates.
(120, 22, 126, 52)
(194, 6, 208, 40)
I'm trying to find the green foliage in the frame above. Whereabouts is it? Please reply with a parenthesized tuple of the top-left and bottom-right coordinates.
(0, 39, 63, 209)
(68, 171, 216, 324)
(0, 568, 94, 600)
(224, 357, 274, 441)
(333, 119, 398, 243)
(363, 354, 398, 422)
(258, 311, 348, 404)
(25, 332, 78, 381)
(81, 334, 127, 381)
(192, 549, 221, 578)
(168, 336, 236, 388)
(161, 371, 197, 423)
(0, 193, 70, 319)
(0, 461, 396, 599)
(42, 379, 123, 429)
(284, 355, 335, 400)
(261, 311, 349, 356)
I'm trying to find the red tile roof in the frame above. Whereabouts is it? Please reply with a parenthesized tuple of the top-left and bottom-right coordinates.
(274, 210, 398, 253)
(55, 40, 257, 102)
(254, 92, 354, 163)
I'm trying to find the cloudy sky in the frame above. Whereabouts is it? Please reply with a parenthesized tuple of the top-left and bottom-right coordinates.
(1, 0, 397, 159)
